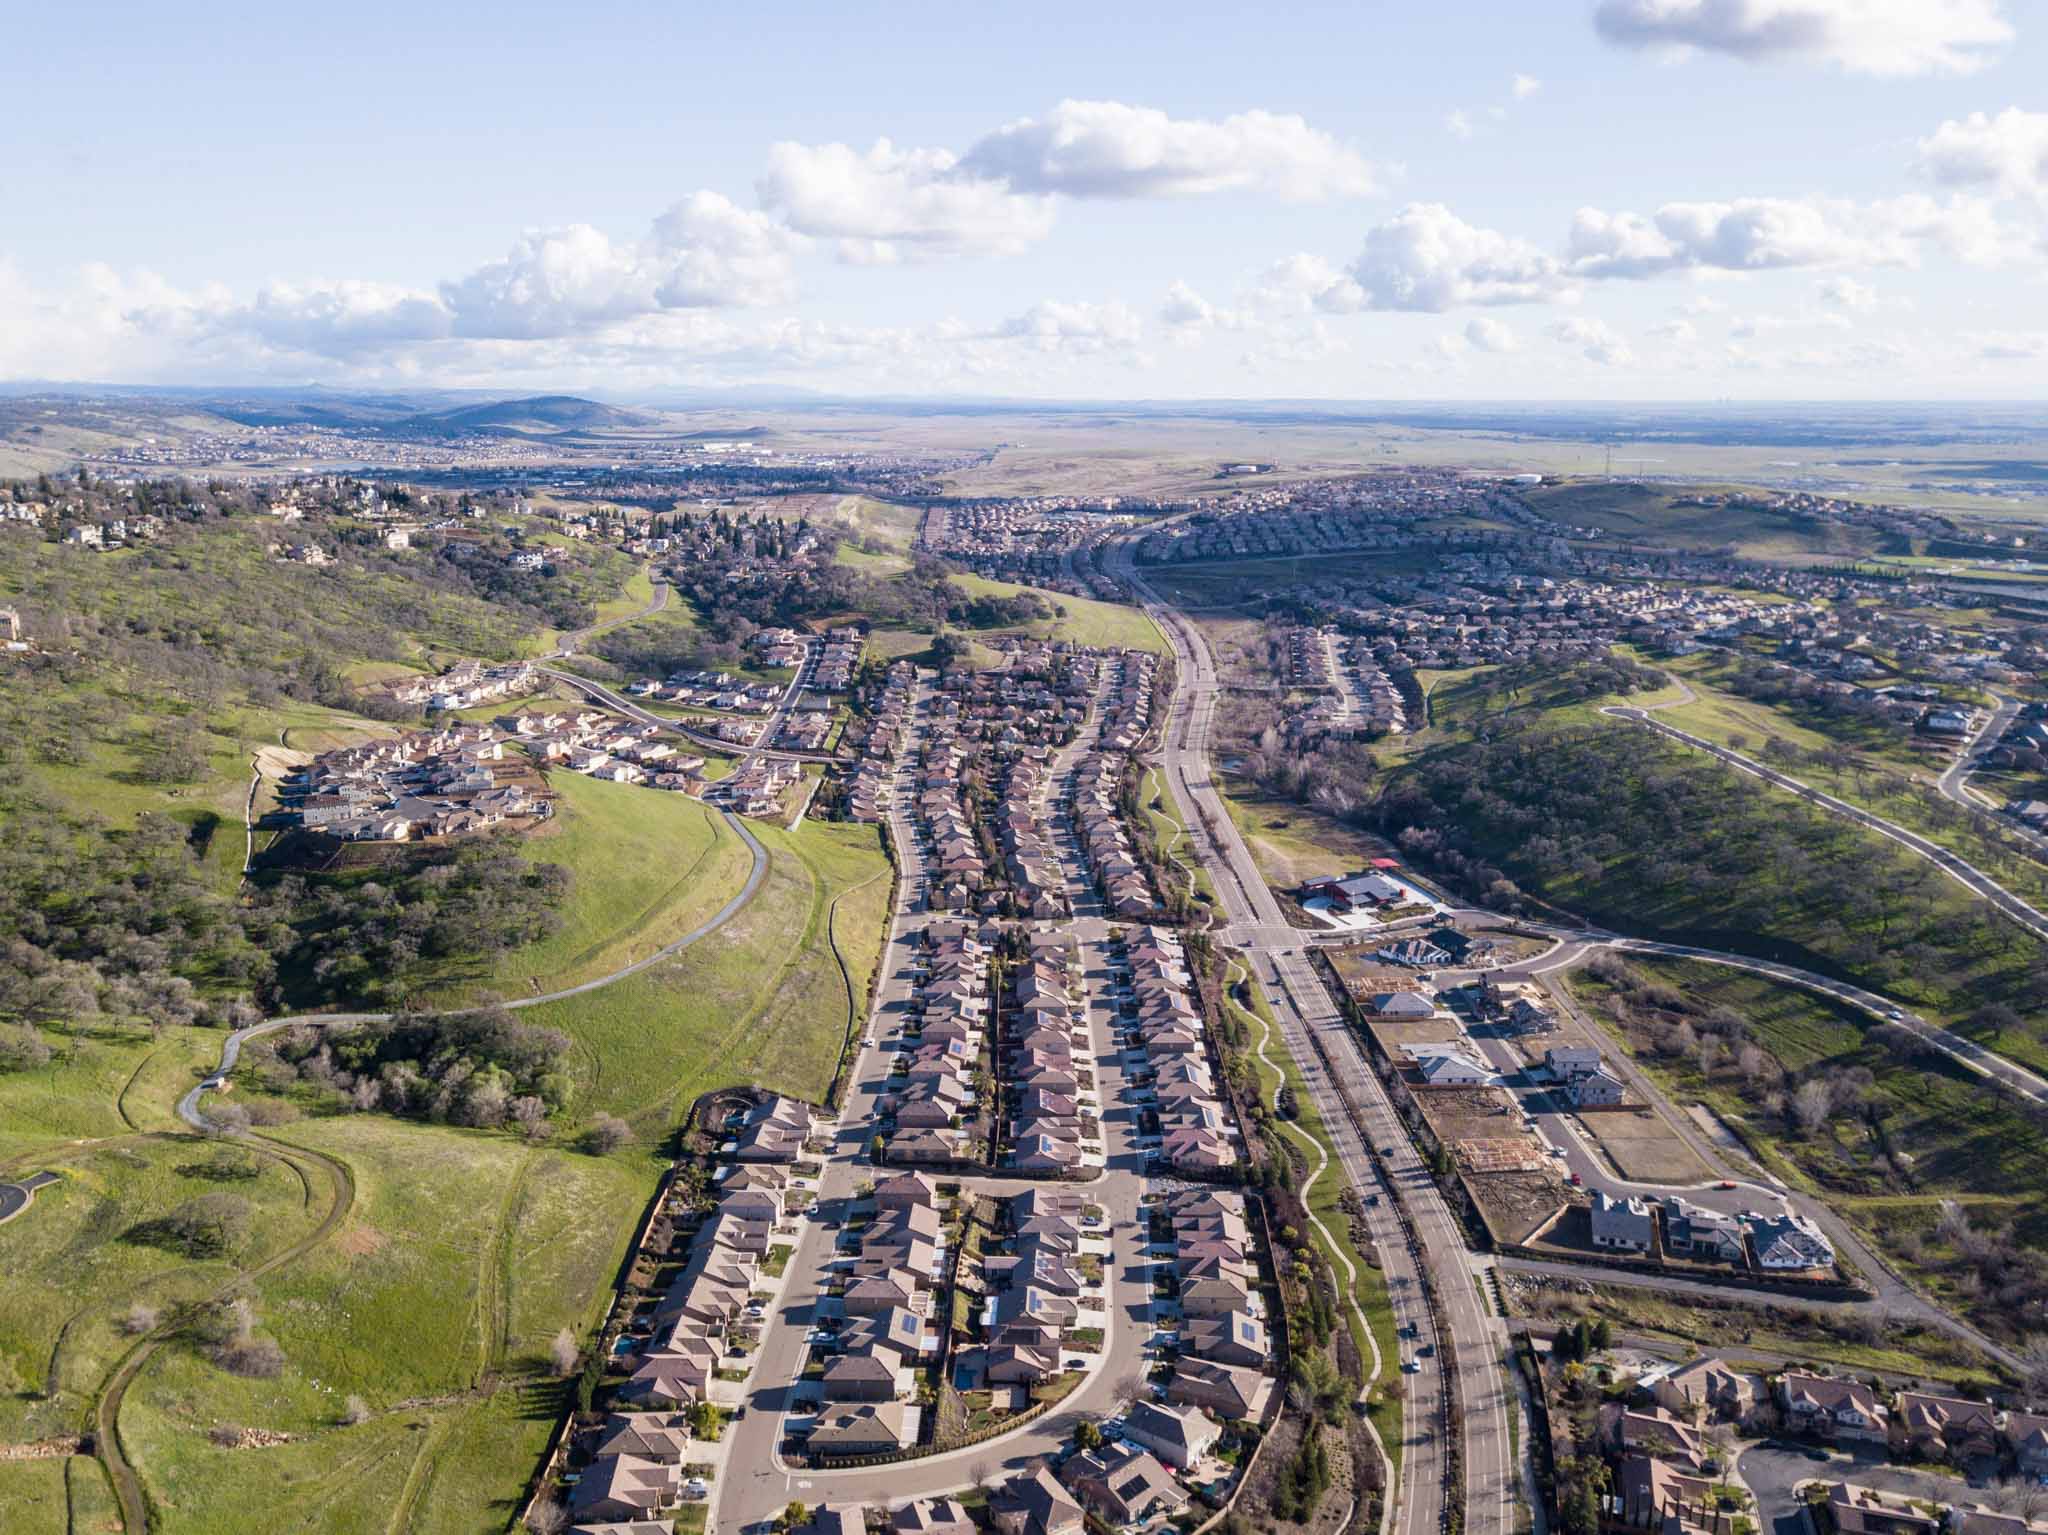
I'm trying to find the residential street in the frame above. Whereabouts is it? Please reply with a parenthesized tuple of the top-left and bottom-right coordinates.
(1103, 529, 1530, 1535)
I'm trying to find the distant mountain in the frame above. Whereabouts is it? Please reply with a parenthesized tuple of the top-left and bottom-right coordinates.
(415, 395, 656, 435)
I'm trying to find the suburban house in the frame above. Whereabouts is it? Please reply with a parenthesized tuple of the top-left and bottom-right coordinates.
(1121, 1399, 1219, 1469)
(1060, 1445, 1189, 1526)
(807, 1402, 915, 1456)
(989, 1466, 1086, 1535)
(1167, 1357, 1270, 1421)
(1590, 1190, 1654, 1253)
(1779, 1373, 1890, 1442)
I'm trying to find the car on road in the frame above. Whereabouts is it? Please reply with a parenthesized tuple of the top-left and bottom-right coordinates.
(1885, 1007, 1905, 1020)
(1718, 1180, 1738, 1190)
(1401, 1357, 1420, 1373)
(201, 1075, 227, 1090)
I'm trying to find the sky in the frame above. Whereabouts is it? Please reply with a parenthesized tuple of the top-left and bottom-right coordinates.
(4, 0, 2046, 401)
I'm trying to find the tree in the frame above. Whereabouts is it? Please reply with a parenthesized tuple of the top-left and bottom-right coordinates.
(1791, 1078, 1833, 1136)
(585, 1113, 632, 1155)
(689, 1400, 722, 1440)
(781, 1501, 809, 1531)
(342, 1394, 371, 1426)
(550, 1327, 579, 1377)
(1074, 1419, 1103, 1450)
(511, 1095, 552, 1143)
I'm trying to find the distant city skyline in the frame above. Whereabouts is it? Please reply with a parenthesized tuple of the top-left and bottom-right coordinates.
(6, 0, 2045, 400)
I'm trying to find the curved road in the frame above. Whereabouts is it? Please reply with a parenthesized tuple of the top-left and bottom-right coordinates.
(1604, 703, 2048, 947)
(180, 809, 770, 1131)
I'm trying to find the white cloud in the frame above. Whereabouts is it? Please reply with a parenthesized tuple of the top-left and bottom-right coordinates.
(1464, 316, 1520, 352)
(1512, 73, 1543, 98)
(433, 193, 797, 342)
(1816, 275, 1878, 310)
(1550, 316, 1635, 365)
(1648, 317, 1700, 342)
(1350, 204, 1564, 311)
(1592, 0, 2013, 77)
(1568, 194, 2026, 279)
(992, 298, 1145, 354)
(757, 139, 1055, 259)
(1156, 280, 1248, 345)
(1917, 108, 2048, 200)
(1977, 332, 2045, 360)
(958, 100, 1377, 201)
(1248, 253, 1367, 316)
(1445, 110, 1475, 141)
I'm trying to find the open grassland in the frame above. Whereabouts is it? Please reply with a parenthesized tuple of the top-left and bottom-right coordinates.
(0, 1133, 324, 1443)
(1149, 549, 1442, 612)
(116, 1115, 648, 1535)
(1525, 480, 1897, 561)
(1391, 673, 2048, 1072)
(1565, 954, 2048, 1347)
(516, 814, 889, 1131)
(0, 1459, 69, 1533)
(422, 772, 752, 1005)
(1644, 650, 2048, 916)
(0, 1022, 219, 1159)
(947, 572, 1166, 654)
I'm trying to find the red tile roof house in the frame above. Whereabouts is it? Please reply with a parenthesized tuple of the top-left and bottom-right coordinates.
(1779, 1373, 1890, 1443)
(1896, 1392, 1999, 1462)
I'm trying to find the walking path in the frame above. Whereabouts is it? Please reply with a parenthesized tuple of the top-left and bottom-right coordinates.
(180, 810, 770, 1131)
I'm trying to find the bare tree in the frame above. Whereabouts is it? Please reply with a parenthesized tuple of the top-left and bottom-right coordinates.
(1791, 1079, 1833, 1135)
(585, 1113, 632, 1155)
(511, 1095, 552, 1143)
(341, 1394, 370, 1426)
(550, 1327, 579, 1377)
(969, 1460, 994, 1494)
(122, 1301, 161, 1336)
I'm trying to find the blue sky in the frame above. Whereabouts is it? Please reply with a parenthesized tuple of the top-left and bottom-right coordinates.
(5, 0, 2044, 399)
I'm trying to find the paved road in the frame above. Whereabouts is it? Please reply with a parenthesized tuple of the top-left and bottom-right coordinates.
(1105, 532, 1528, 1535)
(1605, 703, 2048, 947)
(541, 667, 837, 765)
(180, 810, 771, 1132)
(1740, 1441, 1982, 1535)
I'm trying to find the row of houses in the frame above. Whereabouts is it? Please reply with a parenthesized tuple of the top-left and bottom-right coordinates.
(844, 662, 918, 823)
(876, 922, 988, 1167)
(1072, 652, 1162, 919)
(1122, 929, 1238, 1174)
(1153, 1188, 1276, 1422)
(500, 708, 712, 794)
(285, 723, 541, 841)
(1588, 1189, 1835, 1272)
(998, 934, 1096, 1175)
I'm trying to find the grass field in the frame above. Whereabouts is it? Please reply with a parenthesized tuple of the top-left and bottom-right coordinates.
(1218, 783, 1387, 888)
(0, 1132, 325, 1443)
(1645, 651, 2048, 917)
(114, 1114, 645, 1535)
(948, 572, 1167, 654)
(421, 772, 753, 1005)
(1225, 958, 1404, 1472)
(1534, 1283, 2002, 1391)
(1523, 480, 1895, 562)
(514, 815, 890, 1130)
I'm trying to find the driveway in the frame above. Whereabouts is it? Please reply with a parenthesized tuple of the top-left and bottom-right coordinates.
(1739, 1441, 1978, 1533)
